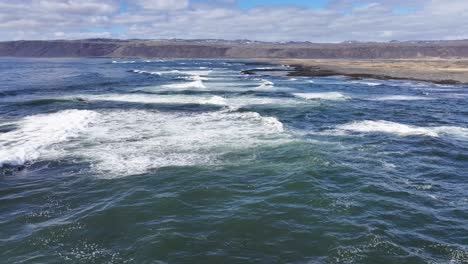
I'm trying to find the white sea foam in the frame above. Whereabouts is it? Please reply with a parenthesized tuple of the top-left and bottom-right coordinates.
(129, 69, 212, 79)
(162, 79, 207, 89)
(81, 94, 224, 106)
(336, 120, 468, 139)
(0, 110, 98, 167)
(0, 108, 288, 176)
(69, 110, 287, 177)
(337, 120, 439, 137)
(352, 81, 383, 86)
(80, 94, 304, 110)
(129, 69, 161, 75)
(180, 75, 209, 81)
(112, 60, 136, 64)
(293, 92, 349, 100)
(432, 126, 468, 139)
(257, 79, 274, 89)
(201, 96, 228, 106)
(161, 70, 212, 89)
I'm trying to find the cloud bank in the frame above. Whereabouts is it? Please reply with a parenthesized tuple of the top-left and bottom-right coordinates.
(0, 0, 467, 42)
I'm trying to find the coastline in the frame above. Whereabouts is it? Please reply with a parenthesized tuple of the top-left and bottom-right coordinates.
(270, 59, 468, 85)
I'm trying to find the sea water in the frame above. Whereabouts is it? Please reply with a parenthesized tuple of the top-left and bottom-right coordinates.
(0, 58, 467, 263)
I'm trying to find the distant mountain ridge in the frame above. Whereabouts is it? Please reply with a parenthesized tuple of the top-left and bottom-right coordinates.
(1, 39, 468, 59)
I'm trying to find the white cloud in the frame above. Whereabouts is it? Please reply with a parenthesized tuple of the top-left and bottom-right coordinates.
(38, 0, 118, 14)
(0, 0, 467, 42)
(135, 0, 189, 10)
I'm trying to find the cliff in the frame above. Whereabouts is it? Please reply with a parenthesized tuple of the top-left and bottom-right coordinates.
(1, 39, 468, 59)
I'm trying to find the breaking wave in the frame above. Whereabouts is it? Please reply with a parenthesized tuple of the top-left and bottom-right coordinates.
(68, 110, 287, 177)
(0, 108, 288, 177)
(352, 81, 383, 86)
(256, 79, 274, 89)
(293, 92, 349, 100)
(162, 79, 207, 89)
(75, 94, 304, 110)
(129, 69, 161, 75)
(0, 110, 98, 167)
(160, 70, 212, 89)
(336, 120, 468, 138)
(112, 60, 136, 64)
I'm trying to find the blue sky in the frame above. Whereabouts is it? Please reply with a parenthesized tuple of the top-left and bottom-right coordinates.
(0, 0, 466, 42)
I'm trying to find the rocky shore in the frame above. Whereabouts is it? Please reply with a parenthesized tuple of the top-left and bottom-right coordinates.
(268, 59, 468, 84)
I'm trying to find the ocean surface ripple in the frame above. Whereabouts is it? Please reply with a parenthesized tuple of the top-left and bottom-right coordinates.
(0, 58, 467, 263)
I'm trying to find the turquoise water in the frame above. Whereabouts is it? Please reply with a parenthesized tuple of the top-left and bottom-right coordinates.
(0, 58, 467, 263)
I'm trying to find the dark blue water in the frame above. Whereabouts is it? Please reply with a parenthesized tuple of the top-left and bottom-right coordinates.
(0, 58, 467, 263)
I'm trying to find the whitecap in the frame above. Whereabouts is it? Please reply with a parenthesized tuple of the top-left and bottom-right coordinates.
(79, 94, 303, 110)
(336, 120, 468, 139)
(68, 110, 288, 177)
(129, 69, 161, 76)
(0, 110, 98, 167)
(293, 92, 349, 100)
(81, 94, 223, 106)
(1, 107, 289, 177)
(201, 96, 228, 106)
(112, 60, 136, 64)
(432, 126, 468, 140)
(256, 79, 274, 89)
(161, 70, 212, 89)
(336, 120, 438, 137)
(162, 79, 206, 89)
(352, 81, 383, 86)
(179, 75, 209, 81)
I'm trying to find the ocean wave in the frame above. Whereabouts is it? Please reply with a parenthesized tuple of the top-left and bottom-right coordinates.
(69, 110, 287, 177)
(256, 79, 274, 89)
(162, 79, 207, 89)
(79, 94, 303, 110)
(369, 95, 433, 101)
(112, 60, 136, 64)
(0, 110, 98, 167)
(161, 71, 212, 89)
(179, 75, 209, 81)
(201, 96, 228, 106)
(0, 107, 288, 176)
(18, 97, 86, 106)
(352, 81, 383, 86)
(82, 94, 226, 106)
(129, 69, 161, 75)
(178, 70, 213, 76)
(293, 92, 349, 100)
(336, 120, 468, 139)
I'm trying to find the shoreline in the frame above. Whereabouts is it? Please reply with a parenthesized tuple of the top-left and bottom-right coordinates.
(272, 59, 468, 85)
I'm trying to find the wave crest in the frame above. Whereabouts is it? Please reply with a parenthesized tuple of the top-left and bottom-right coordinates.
(293, 92, 348, 100)
(336, 120, 468, 139)
(0, 110, 98, 167)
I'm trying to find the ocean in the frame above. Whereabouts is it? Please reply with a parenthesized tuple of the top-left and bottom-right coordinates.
(0, 58, 467, 263)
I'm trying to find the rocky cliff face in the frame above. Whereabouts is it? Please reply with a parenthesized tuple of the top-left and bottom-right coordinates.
(0, 40, 120, 57)
(1, 39, 468, 59)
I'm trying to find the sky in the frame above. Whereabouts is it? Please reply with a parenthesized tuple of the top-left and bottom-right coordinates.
(0, 0, 467, 42)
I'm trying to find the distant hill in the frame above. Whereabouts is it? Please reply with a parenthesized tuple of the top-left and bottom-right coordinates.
(1, 39, 468, 59)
